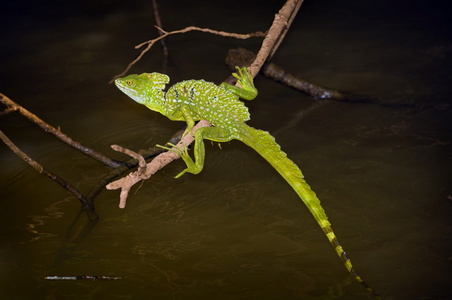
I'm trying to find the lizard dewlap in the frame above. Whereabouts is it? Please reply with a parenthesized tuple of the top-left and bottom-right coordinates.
(115, 67, 376, 295)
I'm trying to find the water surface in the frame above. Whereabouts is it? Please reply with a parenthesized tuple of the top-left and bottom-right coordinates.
(1, 0, 451, 299)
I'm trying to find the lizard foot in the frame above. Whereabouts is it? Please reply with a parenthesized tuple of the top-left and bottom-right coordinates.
(232, 66, 254, 90)
(156, 143, 201, 178)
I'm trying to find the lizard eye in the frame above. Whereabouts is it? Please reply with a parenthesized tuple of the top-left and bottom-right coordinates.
(127, 80, 133, 85)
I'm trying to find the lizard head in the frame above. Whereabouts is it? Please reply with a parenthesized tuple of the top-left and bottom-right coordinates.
(115, 72, 169, 105)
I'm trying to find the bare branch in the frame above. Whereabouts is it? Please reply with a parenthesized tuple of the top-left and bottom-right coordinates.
(106, 120, 211, 208)
(267, 0, 303, 61)
(0, 93, 122, 169)
(249, 0, 303, 77)
(84, 129, 184, 204)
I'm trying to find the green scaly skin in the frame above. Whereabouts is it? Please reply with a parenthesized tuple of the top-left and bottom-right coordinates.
(115, 67, 375, 295)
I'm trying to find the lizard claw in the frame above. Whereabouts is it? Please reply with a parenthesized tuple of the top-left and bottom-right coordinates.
(156, 143, 198, 178)
(157, 142, 187, 157)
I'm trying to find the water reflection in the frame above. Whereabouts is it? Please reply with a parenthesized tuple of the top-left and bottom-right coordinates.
(23, 199, 69, 244)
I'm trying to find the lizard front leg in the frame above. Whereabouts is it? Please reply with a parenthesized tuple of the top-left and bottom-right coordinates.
(220, 67, 258, 101)
(180, 106, 196, 137)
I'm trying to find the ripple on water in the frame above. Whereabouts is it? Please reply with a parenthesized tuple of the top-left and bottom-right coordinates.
(22, 198, 71, 244)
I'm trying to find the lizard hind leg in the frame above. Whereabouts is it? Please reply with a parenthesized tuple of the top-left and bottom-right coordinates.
(156, 142, 192, 178)
(162, 126, 234, 178)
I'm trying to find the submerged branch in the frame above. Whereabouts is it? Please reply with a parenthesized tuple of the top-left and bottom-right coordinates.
(226, 47, 415, 106)
(45, 275, 122, 280)
(226, 47, 342, 99)
(0, 130, 97, 218)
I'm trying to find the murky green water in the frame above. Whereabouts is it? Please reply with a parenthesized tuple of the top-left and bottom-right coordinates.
(1, 1, 451, 299)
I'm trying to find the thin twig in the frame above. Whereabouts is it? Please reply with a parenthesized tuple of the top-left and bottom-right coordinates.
(111, 144, 147, 175)
(111, 26, 265, 82)
(0, 93, 123, 169)
(137, 26, 266, 48)
(0, 107, 17, 115)
(151, 0, 169, 57)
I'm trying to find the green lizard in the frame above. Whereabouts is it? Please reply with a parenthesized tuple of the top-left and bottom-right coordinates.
(115, 67, 374, 294)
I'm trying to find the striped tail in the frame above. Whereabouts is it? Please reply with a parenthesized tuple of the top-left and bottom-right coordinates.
(237, 123, 374, 294)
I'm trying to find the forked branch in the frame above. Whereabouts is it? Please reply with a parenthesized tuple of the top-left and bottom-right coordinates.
(106, 120, 211, 208)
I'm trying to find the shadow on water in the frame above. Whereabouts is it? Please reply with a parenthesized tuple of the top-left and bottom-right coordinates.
(1, 0, 451, 299)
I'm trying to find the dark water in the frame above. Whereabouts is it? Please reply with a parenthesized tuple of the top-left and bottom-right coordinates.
(1, 0, 451, 299)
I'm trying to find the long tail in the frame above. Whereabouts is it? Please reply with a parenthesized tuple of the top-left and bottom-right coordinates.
(237, 124, 374, 294)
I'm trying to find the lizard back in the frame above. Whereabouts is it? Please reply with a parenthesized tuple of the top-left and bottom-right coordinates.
(165, 80, 250, 127)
